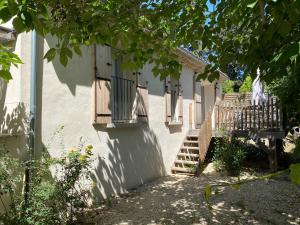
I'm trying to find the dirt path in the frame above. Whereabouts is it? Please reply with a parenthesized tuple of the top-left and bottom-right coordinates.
(89, 173, 300, 225)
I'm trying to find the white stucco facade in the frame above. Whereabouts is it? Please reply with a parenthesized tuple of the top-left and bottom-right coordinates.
(0, 29, 227, 204)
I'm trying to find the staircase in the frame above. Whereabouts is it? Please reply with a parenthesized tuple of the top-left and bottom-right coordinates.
(171, 132, 200, 175)
(171, 109, 213, 175)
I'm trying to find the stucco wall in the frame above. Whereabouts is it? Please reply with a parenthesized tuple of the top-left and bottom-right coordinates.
(36, 36, 201, 202)
(2, 31, 222, 204)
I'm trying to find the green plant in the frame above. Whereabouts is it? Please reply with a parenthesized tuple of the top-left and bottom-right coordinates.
(0, 142, 93, 225)
(222, 80, 234, 94)
(291, 138, 300, 163)
(239, 75, 252, 93)
(0, 146, 22, 222)
(212, 137, 246, 176)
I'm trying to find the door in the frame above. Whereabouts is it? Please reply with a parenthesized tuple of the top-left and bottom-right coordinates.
(195, 82, 205, 128)
(170, 79, 179, 122)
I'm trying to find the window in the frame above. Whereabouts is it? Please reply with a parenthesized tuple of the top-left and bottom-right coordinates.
(94, 45, 148, 125)
(165, 77, 183, 124)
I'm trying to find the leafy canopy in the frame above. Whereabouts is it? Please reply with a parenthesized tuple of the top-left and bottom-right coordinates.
(0, 0, 208, 81)
(1, 0, 299, 84)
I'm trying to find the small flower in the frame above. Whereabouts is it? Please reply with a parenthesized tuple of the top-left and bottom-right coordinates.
(79, 154, 88, 163)
(68, 147, 77, 154)
(84, 145, 93, 155)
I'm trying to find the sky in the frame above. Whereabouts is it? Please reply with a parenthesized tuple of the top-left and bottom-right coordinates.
(206, 1, 215, 12)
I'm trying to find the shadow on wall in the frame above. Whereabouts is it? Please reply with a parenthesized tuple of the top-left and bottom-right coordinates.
(45, 37, 93, 96)
(91, 125, 166, 204)
(0, 80, 28, 159)
(0, 78, 27, 136)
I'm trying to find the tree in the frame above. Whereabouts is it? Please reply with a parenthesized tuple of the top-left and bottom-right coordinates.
(0, 0, 209, 81)
(202, 0, 300, 84)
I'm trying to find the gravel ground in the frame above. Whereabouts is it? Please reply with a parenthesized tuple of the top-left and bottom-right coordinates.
(86, 169, 300, 225)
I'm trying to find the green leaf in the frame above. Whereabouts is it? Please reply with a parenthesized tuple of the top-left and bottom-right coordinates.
(0, 7, 12, 22)
(247, 0, 258, 8)
(204, 185, 213, 210)
(12, 17, 26, 33)
(44, 48, 56, 62)
(290, 163, 300, 185)
(7, 0, 18, 15)
(61, 48, 73, 59)
(278, 20, 291, 37)
(73, 46, 82, 56)
(60, 52, 68, 67)
(0, 70, 12, 81)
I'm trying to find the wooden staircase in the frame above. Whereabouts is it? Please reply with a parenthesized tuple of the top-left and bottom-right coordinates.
(171, 133, 200, 175)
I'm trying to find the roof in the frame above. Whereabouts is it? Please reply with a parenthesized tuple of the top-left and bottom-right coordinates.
(0, 26, 16, 43)
(175, 47, 229, 81)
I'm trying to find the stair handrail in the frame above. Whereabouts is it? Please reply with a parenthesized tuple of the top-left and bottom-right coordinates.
(198, 109, 213, 162)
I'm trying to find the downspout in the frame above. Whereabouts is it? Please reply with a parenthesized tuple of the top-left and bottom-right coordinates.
(25, 30, 37, 202)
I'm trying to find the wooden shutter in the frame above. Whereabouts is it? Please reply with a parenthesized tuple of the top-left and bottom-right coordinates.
(97, 45, 112, 79)
(178, 94, 183, 122)
(94, 78, 112, 124)
(165, 91, 171, 122)
(137, 86, 149, 122)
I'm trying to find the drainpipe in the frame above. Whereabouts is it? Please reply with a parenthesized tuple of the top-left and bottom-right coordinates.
(25, 30, 37, 202)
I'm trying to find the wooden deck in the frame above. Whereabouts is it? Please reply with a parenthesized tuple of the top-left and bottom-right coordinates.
(215, 95, 284, 138)
(215, 95, 285, 171)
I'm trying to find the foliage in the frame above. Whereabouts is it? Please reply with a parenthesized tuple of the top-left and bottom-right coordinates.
(291, 138, 300, 163)
(222, 75, 252, 94)
(239, 75, 252, 93)
(0, 0, 210, 81)
(0, 45, 22, 81)
(268, 68, 300, 127)
(0, 0, 299, 84)
(222, 80, 234, 94)
(212, 137, 246, 176)
(0, 143, 93, 225)
(0, 146, 22, 215)
(204, 0, 300, 85)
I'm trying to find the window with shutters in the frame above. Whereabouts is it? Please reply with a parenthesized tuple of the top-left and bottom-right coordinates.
(165, 77, 183, 124)
(94, 45, 148, 125)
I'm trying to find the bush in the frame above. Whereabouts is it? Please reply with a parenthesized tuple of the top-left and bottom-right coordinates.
(222, 80, 235, 94)
(239, 75, 252, 93)
(0, 143, 93, 225)
(212, 137, 246, 176)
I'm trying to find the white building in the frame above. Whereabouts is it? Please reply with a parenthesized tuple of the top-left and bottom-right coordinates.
(0, 24, 227, 205)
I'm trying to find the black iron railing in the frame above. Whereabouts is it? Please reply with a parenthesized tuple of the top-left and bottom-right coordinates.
(111, 76, 134, 122)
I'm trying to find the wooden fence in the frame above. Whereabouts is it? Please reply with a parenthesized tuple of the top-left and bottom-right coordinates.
(215, 96, 283, 132)
(198, 109, 213, 162)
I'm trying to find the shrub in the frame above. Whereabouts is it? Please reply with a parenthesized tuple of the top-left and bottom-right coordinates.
(239, 75, 252, 93)
(0, 143, 93, 225)
(222, 80, 235, 94)
(212, 137, 246, 176)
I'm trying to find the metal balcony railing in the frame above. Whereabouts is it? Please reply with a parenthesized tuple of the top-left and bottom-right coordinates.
(111, 76, 134, 122)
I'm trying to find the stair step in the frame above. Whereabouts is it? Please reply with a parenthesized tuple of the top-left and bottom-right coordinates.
(177, 153, 199, 157)
(171, 166, 196, 174)
(174, 160, 198, 165)
(181, 146, 199, 150)
(184, 140, 198, 143)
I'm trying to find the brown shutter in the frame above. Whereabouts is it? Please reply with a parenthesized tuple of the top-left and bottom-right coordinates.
(178, 94, 183, 122)
(165, 91, 171, 122)
(94, 78, 112, 124)
(137, 86, 149, 122)
(97, 45, 112, 79)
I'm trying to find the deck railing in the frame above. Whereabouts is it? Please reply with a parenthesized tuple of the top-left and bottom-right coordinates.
(111, 76, 134, 122)
(215, 96, 283, 132)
